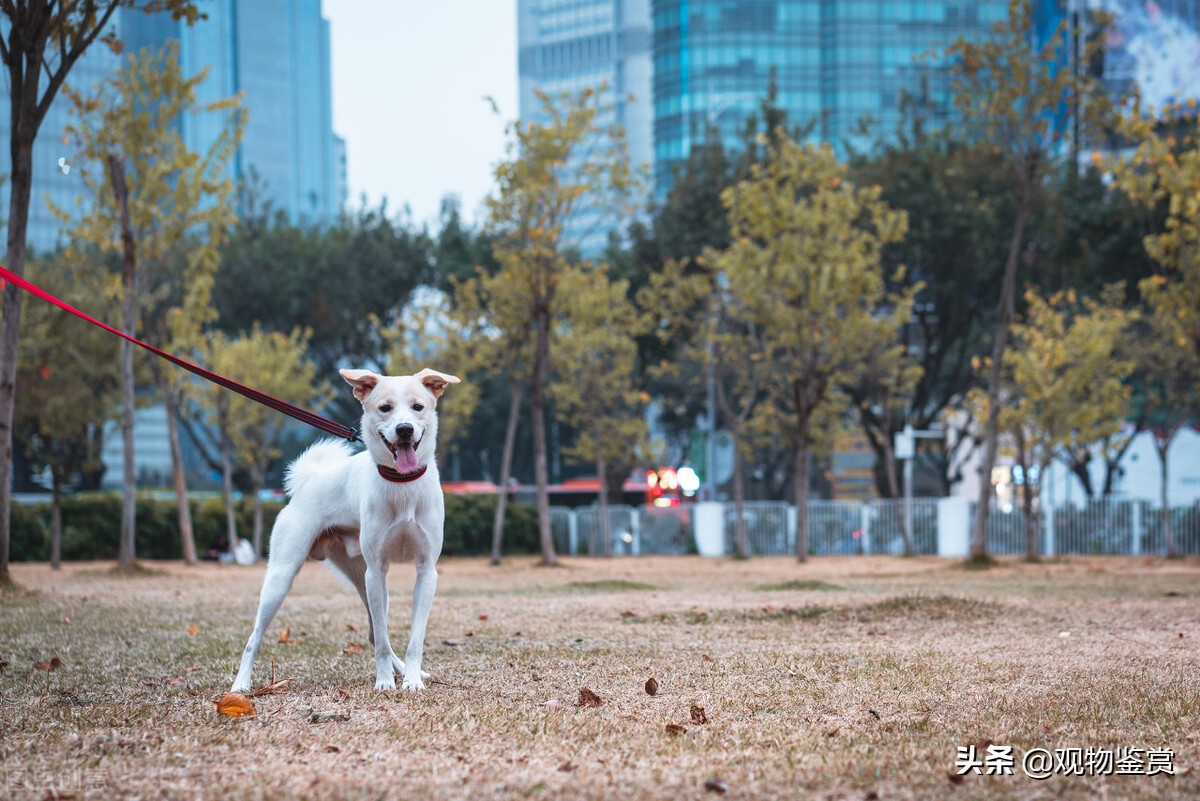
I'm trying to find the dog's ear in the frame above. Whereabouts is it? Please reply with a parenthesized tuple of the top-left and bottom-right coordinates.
(340, 369, 380, 402)
(415, 368, 460, 399)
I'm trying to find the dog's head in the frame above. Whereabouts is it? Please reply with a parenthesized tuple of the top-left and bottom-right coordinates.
(338, 367, 460, 475)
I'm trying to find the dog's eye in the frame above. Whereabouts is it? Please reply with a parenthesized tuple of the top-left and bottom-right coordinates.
(412, 403, 424, 412)
(379, 404, 393, 413)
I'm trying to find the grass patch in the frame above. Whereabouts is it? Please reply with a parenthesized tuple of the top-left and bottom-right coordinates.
(755, 579, 845, 592)
(2, 556, 1197, 800)
(845, 593, 1001, 622)
(563, 579, 657, 593)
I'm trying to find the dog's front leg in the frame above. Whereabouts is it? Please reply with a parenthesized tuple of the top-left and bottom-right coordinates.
(402, 559, 437, 691)
(363, 560, 396, 691)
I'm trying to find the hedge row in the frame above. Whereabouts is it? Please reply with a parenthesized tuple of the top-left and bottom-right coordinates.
(10, 493, 542, 561)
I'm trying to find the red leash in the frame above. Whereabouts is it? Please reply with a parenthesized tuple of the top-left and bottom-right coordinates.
(1, 264, 360, 443)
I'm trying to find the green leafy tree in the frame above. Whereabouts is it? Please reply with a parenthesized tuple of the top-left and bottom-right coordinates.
(58, 42, 242, 570)
(199, 326, 327, 559)
(14, 258, 119, 567)
(485, 86, 636, 565)
(849, 130, 1011, 497)
(1003, 286, 1133, 560)
(713, 132, 909, 562)
(214, 202, 434, 386)
(0, 0, 201, 584)
(944, 0, 1110, 561)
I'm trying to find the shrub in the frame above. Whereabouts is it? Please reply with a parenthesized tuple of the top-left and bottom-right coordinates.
(8, 493, 540, 561)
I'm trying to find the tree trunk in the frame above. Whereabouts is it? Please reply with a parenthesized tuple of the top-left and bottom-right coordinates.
(970, 157, 1036, 561)
(50, 468, 63, 570)
(161, 375, 198, 565)
(109, 154, 139, 571)
(219, 403, 238, 552)
(794, 441, 810, 563)
(0, 110, 39, 586)
(882, 437, 912, 556)
(596, 448, 612, 557)
(490, 379, 524, 565)
(1157, 435, 1175, 558)
(731, 431, 748, 559)
(251, 462, 265, 561)
(531, 308, 556, 565)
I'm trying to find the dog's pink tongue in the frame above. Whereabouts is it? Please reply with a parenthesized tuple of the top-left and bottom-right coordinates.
(395, 442, 420, 473)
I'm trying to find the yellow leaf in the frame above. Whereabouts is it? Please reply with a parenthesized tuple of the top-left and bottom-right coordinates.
(186, 625, 199, 636)
(214, 692, 256, 718)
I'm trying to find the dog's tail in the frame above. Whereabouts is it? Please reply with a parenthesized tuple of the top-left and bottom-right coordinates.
(284, 439, 355, 497)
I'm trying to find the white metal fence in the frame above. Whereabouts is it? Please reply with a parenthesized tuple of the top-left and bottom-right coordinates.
(549, 498, 1200, 557)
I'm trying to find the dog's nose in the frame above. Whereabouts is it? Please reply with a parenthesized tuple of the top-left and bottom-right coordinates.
(395, 423, 414, 443)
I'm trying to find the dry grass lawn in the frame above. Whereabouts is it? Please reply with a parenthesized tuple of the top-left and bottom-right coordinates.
(1, 555, 1197, 800)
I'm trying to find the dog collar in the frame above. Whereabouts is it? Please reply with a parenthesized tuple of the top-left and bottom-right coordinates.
(376, 463, 428, 483)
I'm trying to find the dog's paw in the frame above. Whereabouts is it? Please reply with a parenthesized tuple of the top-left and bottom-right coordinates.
(230, 682, 251, 694)
(375, 676, 397, 692)
(401, 676, 425, 691)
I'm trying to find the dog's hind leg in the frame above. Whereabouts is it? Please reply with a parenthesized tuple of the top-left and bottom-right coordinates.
(230, 511, 310, 693)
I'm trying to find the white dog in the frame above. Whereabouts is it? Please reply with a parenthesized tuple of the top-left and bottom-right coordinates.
(230, 367, 459, 693)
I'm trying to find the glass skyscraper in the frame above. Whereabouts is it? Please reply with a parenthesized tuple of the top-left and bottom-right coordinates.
(517, 0, 654, 254)
(652, 0, 1011, 194)
(1, 0, 344, 255)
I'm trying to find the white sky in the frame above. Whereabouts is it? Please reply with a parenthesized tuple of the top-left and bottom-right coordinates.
(322, 0, 518, 231)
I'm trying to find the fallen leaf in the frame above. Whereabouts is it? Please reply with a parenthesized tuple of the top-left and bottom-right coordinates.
(690, 705, 709, 725)
(214, 692, 255, 718)
(184, 666, 203, 673)
(442, 639, 464, 647)
(701, 654, 715, 663)
(865, 792, 880, 800)
(185, 625, 199, 636)
(645, 677, 659, 696)
(166, 677, 185, 686)
(947, 774, 965, 785)
(250, 677, 296, 697)
(346, 623, 357, 632)
(342, 643, 364, 655)
(825, 727, 839, 738)
(620, 610, 637, 618)
(465, 631, 474, 637)
(557, 761, 576, 772)
(335, 688, 350, 701)
(704, 779, 729, 794)
(324, 744, 341, 753)
(34, 657, 62, 671)
(665, 723, 686, 735)
(61, 616, 71, 624)
(577, 687, 604, 708)
(479, 614, 489, 621)
(279, 627, 291, 643)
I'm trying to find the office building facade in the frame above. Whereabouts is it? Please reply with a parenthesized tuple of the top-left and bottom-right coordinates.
(1, 0, 343, 255)
(517, 0, 654, 254)
(651, 0, 1012, 194)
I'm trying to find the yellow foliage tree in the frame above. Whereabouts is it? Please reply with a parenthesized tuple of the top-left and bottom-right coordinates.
(713, 132, 910, 562)
(199, 326, 328, 559)
(58, 42, 243, 569)
(1003, 286, 1134, 560)
(485, 86, 637, 565)
(551, 269, 652, 555)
